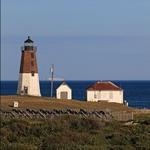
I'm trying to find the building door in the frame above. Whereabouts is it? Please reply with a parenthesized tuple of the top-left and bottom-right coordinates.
(24, 86, 28, 95)
(60, 92, 68, 99)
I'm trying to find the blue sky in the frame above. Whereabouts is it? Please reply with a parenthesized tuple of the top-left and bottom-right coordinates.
(1, 0, 150, 80)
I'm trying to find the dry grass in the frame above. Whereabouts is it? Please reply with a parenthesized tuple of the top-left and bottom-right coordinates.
(1, 95, 134, 112)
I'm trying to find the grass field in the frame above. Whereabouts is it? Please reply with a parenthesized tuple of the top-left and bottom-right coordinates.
(1, 95, 133, 112)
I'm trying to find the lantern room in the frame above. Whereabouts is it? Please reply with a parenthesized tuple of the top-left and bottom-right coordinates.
(22, 36, 36, 51)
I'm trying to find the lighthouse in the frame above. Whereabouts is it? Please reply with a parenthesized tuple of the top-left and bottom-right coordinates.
(17, 36, 41, 96)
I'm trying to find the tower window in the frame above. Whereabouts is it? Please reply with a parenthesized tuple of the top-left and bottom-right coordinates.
(31, 53, 34, 58)
(31, 71, 34, 76)
(31, 61, 34, 66)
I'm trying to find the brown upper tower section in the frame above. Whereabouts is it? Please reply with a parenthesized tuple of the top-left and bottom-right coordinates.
(19, 36, 38, 73)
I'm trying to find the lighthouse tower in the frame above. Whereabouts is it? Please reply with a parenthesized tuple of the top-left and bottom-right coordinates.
(17, 36, 41, 96)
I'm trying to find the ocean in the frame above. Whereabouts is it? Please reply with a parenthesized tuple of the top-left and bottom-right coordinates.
(0, 81, 150, 109)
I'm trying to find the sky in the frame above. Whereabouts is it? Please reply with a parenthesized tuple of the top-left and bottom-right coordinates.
(1, 0, 150, 80)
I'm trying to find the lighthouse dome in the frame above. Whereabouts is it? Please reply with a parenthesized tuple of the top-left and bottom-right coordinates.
(24, 36, 33, 43)
(24, 36, 34, 47)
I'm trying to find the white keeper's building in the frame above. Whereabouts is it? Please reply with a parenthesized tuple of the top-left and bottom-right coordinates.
(86, 81, 123, 103)
(56, 82, 72, 99)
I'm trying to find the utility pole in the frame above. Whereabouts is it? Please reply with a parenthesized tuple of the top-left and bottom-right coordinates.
(50, 64, 54, 98)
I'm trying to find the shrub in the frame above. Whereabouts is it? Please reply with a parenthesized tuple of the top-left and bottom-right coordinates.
(8, 119, 30, 136)
(1, 116, 150, 150)
(0, 143, 37, 150)
(69, 117, 104, 131)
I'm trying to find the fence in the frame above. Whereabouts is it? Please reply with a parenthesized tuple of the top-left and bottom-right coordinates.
(112, 111, 133, 121)
(0, 108, 134, 121)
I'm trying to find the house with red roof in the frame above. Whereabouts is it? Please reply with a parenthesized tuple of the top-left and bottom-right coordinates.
(87, 81, 123, 103)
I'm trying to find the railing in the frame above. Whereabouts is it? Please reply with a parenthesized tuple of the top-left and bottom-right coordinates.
(21, 46, 37, 51)
(112, 111, 133, 121)
(0, 108, 134, 121)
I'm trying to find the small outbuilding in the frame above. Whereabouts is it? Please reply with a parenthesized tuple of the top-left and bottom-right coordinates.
(56, 82, 72, 100)
(87, 81, 123, 103)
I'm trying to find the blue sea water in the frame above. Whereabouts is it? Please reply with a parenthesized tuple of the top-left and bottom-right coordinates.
(0, 81, 150, 109)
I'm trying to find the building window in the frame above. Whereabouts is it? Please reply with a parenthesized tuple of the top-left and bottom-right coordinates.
(94, 92, 97, 98)
(109, 92, 113, 99)
(120, 91, 122, 95)
(98, 91, 101, 99)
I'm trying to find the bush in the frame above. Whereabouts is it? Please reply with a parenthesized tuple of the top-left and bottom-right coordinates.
(0, 143, 37, 150)
(0, 116, 150, 150)
(69, 117, 104, 131)
(7, 119, 30, 136)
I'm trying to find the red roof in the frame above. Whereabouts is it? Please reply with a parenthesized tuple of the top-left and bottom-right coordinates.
(87, 81, 122, 91)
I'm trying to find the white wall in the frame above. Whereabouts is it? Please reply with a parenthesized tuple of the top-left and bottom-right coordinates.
(56, 85, 72, 99)
(87, 90, 123, 103)
(17, 73, 41, 96)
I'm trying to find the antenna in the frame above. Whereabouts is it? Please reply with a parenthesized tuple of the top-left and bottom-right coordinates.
(50, 64, 54, 98)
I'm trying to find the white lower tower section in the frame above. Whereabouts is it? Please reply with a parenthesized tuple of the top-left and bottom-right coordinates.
(17, 73, 41, 96)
